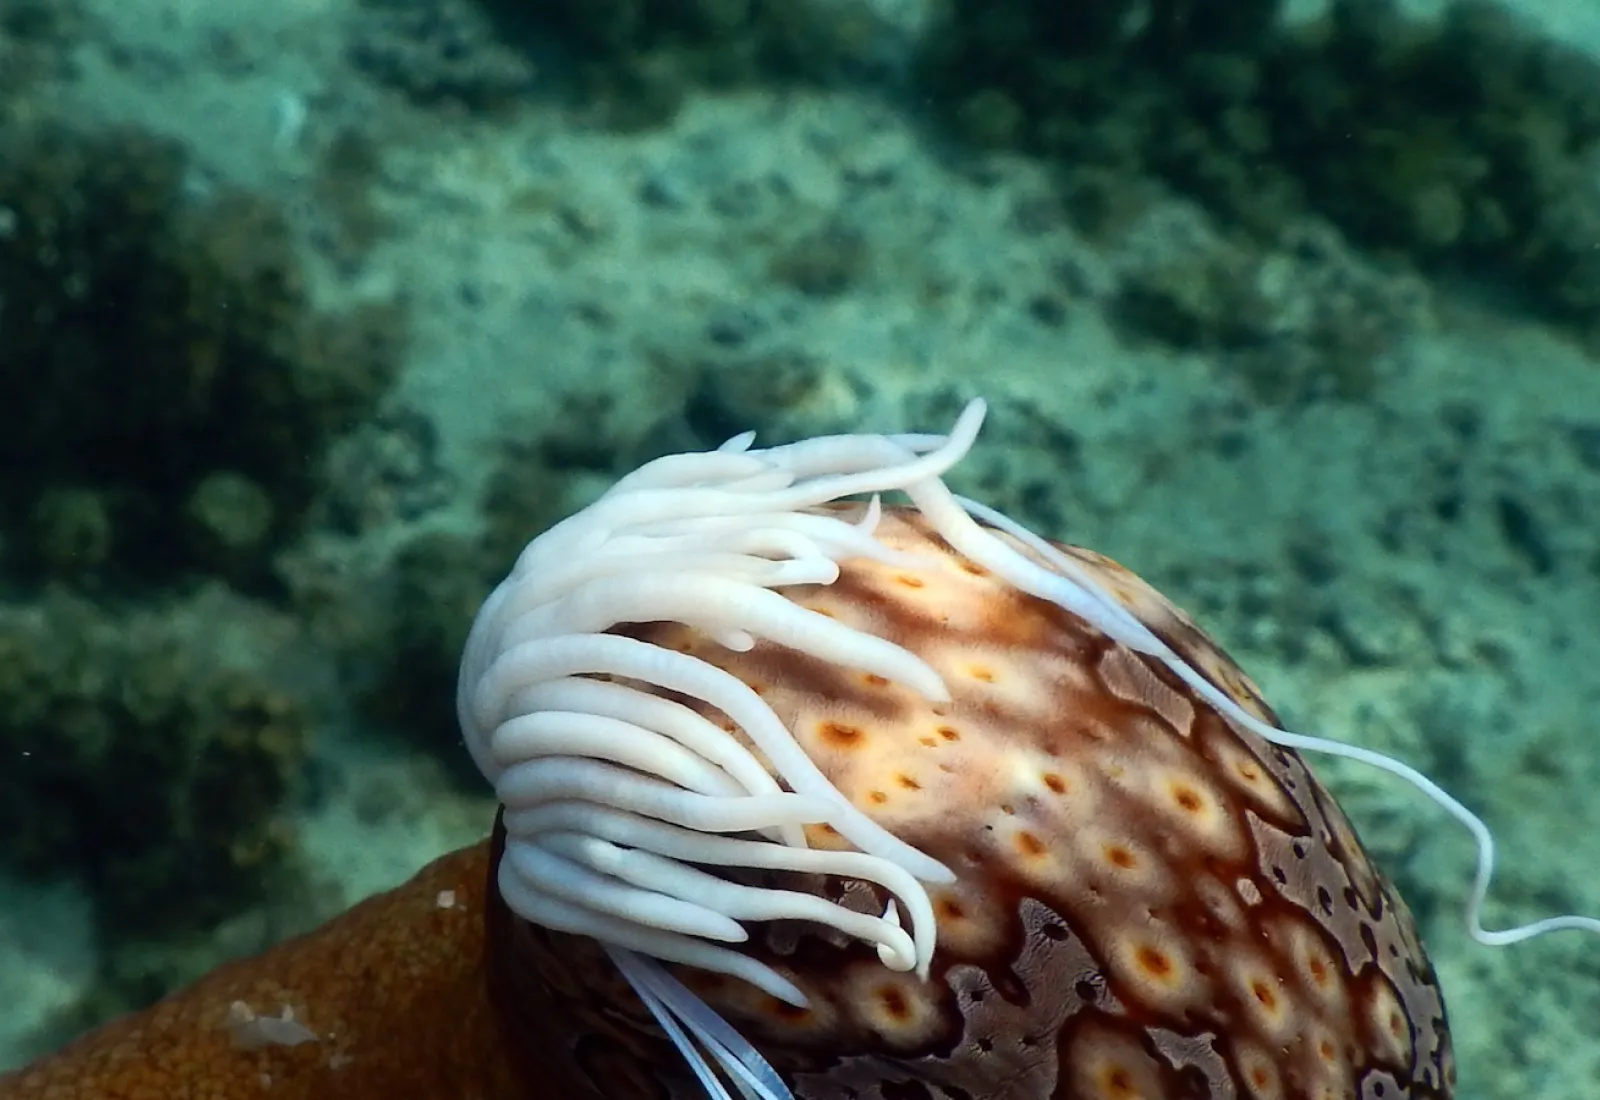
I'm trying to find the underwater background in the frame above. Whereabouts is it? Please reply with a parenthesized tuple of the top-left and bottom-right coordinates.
(1, 0, 1598, 1096)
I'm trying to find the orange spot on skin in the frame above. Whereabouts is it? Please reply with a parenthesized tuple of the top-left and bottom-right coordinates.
(862, 673, 890, 687)
(799, 822, 853, 856)
(1308, 956, 1331, 988)
(1016, 831, 1047, 857)
(877, 986, 912, 1021)
(1233, 1044, 1280, 1100)
(1136, 946, 1174, 979)
(1104, 844, 1137, 869)
(895, 575, 925, 589)
(918, 736, 938, 747)
(1252, 980, 1278, 1010)
(1102, 1066, 1136, 1098)
(820, 721, 865, 748)
(1172, 784, 1204, 812)
(868, 790, 889, 805)
(937, 725, 961, 742)
(967, 665, 996, 683)
(939, 898, 966, 921)
(1042, 772, 1068, 794)
(896, 774, 922, 790)
(959, 561, 988, 577)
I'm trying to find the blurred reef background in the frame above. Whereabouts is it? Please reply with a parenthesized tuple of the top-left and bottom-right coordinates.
(2, 0, 1600, 1095)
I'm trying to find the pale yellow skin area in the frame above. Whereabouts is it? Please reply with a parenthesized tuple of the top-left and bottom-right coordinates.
(496, 504, 1455, 1100)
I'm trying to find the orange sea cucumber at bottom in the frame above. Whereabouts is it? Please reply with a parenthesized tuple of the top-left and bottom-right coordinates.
(0, 840, 529, 1100)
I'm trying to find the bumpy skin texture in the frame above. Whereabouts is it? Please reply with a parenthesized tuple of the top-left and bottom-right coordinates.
(0, 841, 528, 1100)
(497, 505, 1455, 1100)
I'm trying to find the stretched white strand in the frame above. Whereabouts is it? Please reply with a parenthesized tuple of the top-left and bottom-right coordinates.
(606, 946, 792, 1100)
(542, 835, 918, 970)
(501, 840, 748, 943)
(473, 634, 951, 880)
(953, 493, 1165, 648)
(494, 758, 843, 834)
(488, 710, 745, 798)
(942, 485, 1600, 949)
(505, 679, 783, 796)
(497, 868, 807, 1005)
(502, 801, 937, 969)
(495, 578, 946, 698)
(497, 552, 841, 624)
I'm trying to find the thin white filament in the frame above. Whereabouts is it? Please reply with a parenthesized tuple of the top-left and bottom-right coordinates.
(942, 461, 1600, 948)
(497, 861, 807, 1006)
(471, 632, 950, 882)
(502, 839, 747, 943)
(606, 945, 792, 1100)
(504, 801, 937, 970)
(542, 833, 918, 969)
(489, 710, 747, 799)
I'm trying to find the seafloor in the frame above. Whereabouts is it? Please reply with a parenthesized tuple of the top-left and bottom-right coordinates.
(2, 1, 1599, 1097)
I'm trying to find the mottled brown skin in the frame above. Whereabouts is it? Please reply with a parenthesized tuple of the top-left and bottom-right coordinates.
(0, 840, 545, 1100)
(495, 505, 1455, 1100)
